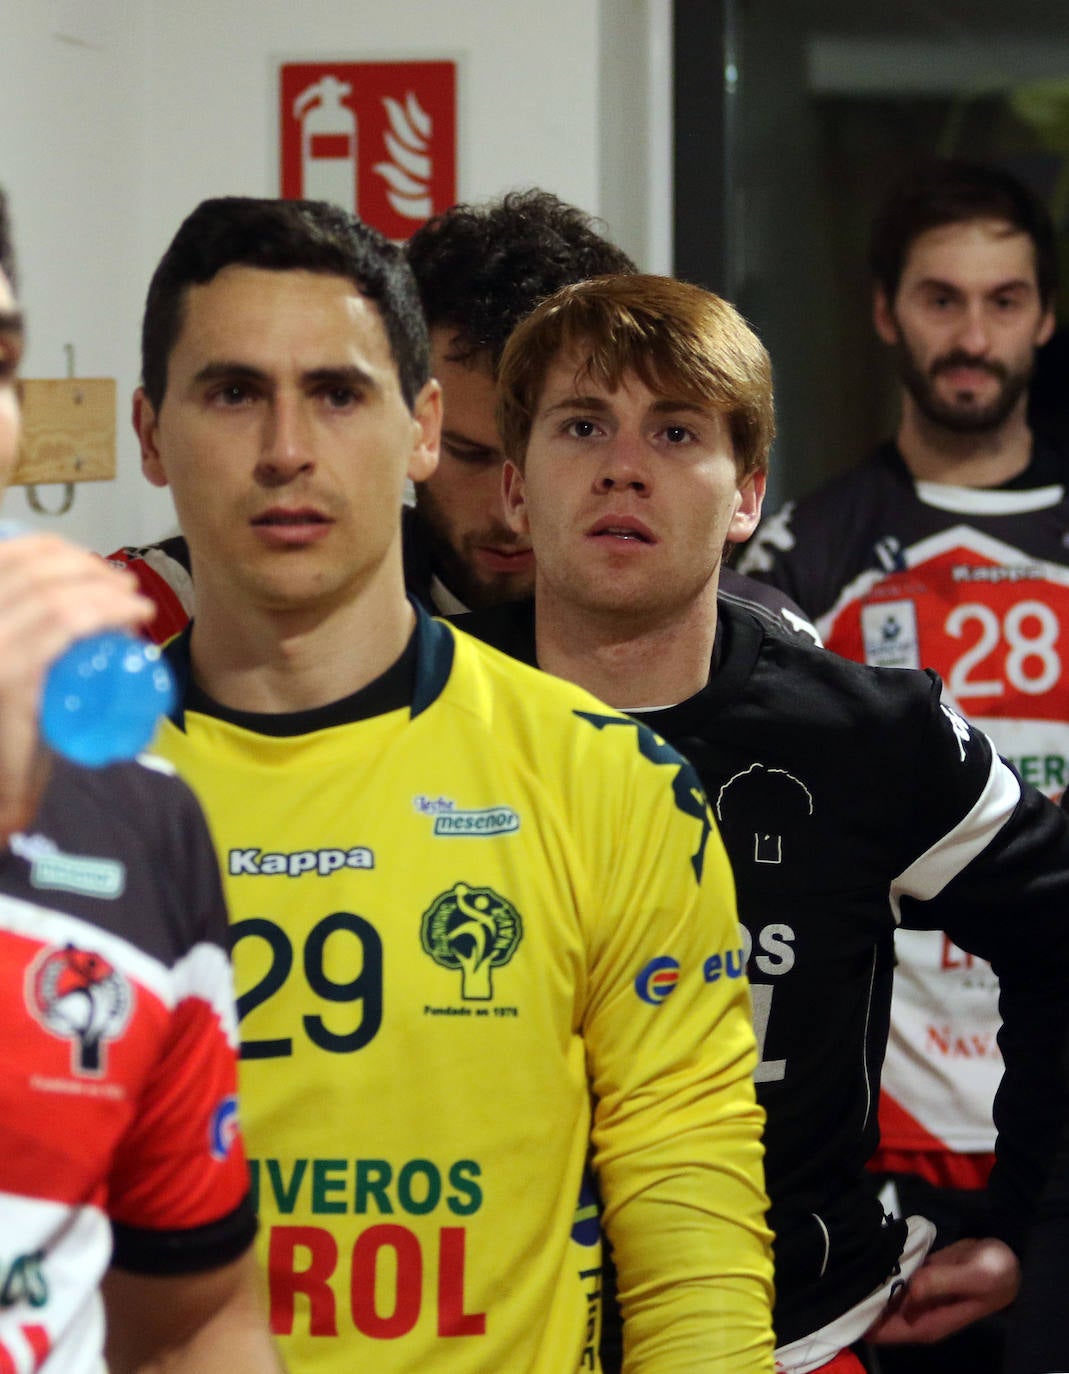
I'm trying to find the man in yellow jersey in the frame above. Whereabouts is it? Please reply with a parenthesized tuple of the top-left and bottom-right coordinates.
(130, 196, 774, 1373)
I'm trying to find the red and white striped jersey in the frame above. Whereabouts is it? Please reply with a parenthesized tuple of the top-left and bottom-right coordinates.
(0, 753, 255, 1372)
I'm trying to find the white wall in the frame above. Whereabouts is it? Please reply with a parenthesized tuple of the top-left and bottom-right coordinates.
(599, 0, 673, 276)
(0, 0, 151, 548)
(1, 0, 663, 554)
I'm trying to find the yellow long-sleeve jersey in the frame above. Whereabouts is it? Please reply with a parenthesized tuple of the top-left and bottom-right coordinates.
(155, 611, 774, 1373)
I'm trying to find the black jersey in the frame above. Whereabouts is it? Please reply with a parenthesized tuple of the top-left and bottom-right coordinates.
(735, 436, 1069, 636)
(457, 597, 1069, 1347)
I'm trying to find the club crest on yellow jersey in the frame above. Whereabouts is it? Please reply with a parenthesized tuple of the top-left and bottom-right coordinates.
(420, 882, 523, 1000)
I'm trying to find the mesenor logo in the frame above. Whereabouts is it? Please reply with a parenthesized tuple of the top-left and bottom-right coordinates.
(635, 956, 680, 1006)
(433, 808, 520, 837)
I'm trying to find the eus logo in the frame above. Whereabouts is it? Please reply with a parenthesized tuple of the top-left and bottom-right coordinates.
(27, 944, 133, 1076)
(635, 956, 680, 1006)
(421, 883, 523, 1000)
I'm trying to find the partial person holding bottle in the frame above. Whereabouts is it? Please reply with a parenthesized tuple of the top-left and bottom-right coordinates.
(0, 519, 175, 768)
(0, 187, 283, 1372)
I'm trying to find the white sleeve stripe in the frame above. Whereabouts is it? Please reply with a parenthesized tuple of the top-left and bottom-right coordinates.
(0, 893, 237, 1041)
(889, 755, 1021, 924)
(135, 751, 177, 775)
(0, 893, 177, 999)
(173, 941, 240, 1048)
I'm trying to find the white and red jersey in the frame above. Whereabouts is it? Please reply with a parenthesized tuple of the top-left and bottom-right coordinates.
(106, 538, 193, 646)
(0, 753, 255, 1372)
(738, 436, 1069, 1179)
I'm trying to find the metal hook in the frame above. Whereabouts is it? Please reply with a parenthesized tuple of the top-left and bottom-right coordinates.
(26, 483, 76, 516)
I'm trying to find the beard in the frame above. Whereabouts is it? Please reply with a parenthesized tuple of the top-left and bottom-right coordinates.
(894, 338, 1034, 435)
(412, 494, 534, 611)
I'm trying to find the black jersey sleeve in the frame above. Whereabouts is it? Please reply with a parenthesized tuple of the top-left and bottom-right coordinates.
(734, 499, 817, 610)
(111, 1197, 258, 1276)
(895, 686, 1069, 1254)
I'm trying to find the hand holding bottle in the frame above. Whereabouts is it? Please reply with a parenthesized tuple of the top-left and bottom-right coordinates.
(0, 528, 160, 840)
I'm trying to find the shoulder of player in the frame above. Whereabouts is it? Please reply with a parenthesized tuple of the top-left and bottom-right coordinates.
(735, 642, 1003, 862)
(49, 751, 218, 887)
(445, 617, 624, 723)
(33, 756, 228, 964)
(718, 568, 821, 644)
(104, 539, 194, 644)
(105, 536, 192, 587)
(736, 446, 901, 602)
(780, 444, 904, 529)
(444, 621, 691, 780)
(49, 748, 185, 808)
(754, 625, 945, 732)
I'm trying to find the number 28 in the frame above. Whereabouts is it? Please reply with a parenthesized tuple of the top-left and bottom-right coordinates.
(947, 600, 1059, 698)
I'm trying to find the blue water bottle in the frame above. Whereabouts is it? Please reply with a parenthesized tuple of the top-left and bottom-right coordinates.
(41, 631, 176, 767)
(1, 523, 177, 767)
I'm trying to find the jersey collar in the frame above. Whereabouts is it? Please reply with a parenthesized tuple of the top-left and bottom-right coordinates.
(162, 601, 454, 735)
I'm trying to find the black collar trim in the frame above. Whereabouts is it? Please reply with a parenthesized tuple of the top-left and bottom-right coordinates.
(163, 602, 454, 736)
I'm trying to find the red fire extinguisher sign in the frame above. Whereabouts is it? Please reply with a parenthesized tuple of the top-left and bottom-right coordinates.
(279, 61, 457, 240)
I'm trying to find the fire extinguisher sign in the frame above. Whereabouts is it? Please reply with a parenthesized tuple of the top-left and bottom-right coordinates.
(279, 61, 457, 240)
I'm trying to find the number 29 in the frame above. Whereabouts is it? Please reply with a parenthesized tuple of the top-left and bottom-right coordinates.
(232, 911, 383, 1059)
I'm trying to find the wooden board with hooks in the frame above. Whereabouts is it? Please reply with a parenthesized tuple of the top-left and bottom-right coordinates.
(14, 378, 116, 486)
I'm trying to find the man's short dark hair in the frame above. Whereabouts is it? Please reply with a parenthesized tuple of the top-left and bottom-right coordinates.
(870, 159, 1058, 306)
(405, 188, 637, 370)
(141, 197, 430, 411)
(0, 187, 17, 292)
